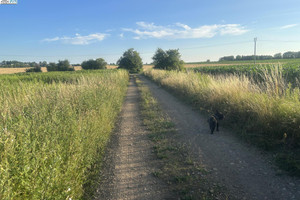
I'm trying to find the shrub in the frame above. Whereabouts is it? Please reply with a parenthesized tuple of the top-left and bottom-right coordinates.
(152, 48, 184, 71)
(26, 66, 42, 73)
(81, 58, 107, 70)
(117, 48, 143, 73)
(47, 60, 74, 72)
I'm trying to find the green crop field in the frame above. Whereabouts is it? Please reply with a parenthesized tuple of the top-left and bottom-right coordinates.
(188, 58, 300, 65)
(0, 69, 129, 199)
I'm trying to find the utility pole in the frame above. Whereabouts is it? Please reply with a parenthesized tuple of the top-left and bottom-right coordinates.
(254, 37, 257, 64)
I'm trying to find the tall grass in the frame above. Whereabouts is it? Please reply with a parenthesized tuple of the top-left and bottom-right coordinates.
(193, 63, 300, 87)
(0, 70, 129, 199)
(144, 66, 300, 174)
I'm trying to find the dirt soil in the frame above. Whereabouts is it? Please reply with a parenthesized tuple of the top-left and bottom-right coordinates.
(139, 75, 300, 200)
(95, 75, 176, 200)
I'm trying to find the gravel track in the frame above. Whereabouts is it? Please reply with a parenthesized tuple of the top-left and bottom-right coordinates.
(95, 75, 175, 200)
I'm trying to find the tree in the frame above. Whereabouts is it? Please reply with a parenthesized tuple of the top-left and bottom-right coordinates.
(236, 55, 242, 60)
(219, 56, 234, 61)
(117, 48, 143, 73)
(283, 51, 296, 59)
(152, 48, 184, 71)
(39, 61, 47, 67)
(46, 62, 58, 72)
(26, 65, 42, 73)
(81, 58, 107, 70)
(46, 60, 74, 72)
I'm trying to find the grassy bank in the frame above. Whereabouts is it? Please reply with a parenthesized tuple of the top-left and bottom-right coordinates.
(144, 67, 300, 176)
(0, 70, 129, 199)
(136, 76, 231, 200)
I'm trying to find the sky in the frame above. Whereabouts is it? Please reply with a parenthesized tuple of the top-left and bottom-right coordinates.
(0, 0, 300, 64)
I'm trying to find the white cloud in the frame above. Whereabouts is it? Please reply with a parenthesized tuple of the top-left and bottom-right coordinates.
(43, 37, 60, 42)
(42, 33, 108, 45)
(219, 24, 249, 35)
(280, 24, 298, 29)
(123, 22, 248, 39)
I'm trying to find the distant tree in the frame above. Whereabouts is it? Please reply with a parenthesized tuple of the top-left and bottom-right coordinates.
(39, 61, 47, 67)
(283, 51, 296, 59)
(236, 55, 242, 60)
(219, 56, 234, 61)
(117, 48, 143, 73)
(81, 58, 107, 70)
(57, 60, 74, 71)
(46, 62, 58, 71)
(152, 48, 184, 71)
(46, 60, 74, 72)
(26, 65, 42, 73)
(241, 55, 254, 60)
(96, 58, 107, 69)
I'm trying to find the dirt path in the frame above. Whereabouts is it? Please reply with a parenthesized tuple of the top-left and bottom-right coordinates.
(95, 75, 175, 200)
(140, 75, 300, 200)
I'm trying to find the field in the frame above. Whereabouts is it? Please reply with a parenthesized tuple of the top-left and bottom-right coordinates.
(0, 69, 129, 199)
(0, 59, 299, 198)
(144, 64, 300, 175)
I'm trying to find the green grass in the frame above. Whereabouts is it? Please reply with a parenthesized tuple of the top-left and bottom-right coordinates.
(0, 69, 129, 199)
(187, 58, 300, 65)
(136, 76, 231, 200)
(144, 67, 300, 176)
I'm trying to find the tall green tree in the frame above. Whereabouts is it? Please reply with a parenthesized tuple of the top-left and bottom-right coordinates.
(117, 48, 143, 73)
(81, 58, 107, 70)
(152, 48, 184, 71)
(46, 60, 74, 71)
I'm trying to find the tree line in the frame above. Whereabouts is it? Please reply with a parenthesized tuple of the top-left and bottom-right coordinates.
(0, 61, 48, 68)
(219, 51, 300, 61)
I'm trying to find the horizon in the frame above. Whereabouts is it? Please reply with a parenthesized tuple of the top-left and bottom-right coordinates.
(1, 0, 300, 64)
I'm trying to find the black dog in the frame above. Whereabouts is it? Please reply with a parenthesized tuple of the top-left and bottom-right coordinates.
(207, 110, 224, 134)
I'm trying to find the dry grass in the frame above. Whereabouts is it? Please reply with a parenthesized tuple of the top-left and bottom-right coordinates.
(0, 68, 30, 74)
(0, 66, 82, 74)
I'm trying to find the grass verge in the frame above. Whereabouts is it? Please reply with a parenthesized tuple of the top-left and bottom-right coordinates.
(136, 75, 231, 200)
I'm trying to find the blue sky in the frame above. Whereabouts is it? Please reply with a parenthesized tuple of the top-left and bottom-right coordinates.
(1, 0, 300, 64)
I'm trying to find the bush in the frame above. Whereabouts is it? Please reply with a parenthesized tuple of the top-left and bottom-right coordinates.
(152, 48, 184, 71)
(26, 65, 42, 73)
(46, 62, 58, 72)
(46, 60, 74, 72)
(81, 58, 107, 70)
(117, 48, 143, 73)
